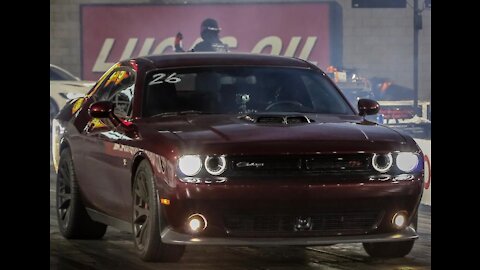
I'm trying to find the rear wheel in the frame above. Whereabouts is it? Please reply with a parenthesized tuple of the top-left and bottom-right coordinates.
(56, 148, 107, 239)
(132, 160, 185, 262)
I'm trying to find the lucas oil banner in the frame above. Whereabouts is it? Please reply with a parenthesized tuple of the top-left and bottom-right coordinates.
(81, 3, 342, 80)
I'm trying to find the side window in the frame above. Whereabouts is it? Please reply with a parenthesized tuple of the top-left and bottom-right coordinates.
(110, 84, 134, 118)
(93, 67, 136, 119)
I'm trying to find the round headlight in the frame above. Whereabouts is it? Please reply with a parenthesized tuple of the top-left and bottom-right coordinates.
(396, 152, 419, 173)
(204, 155, 227, 176)
(178, 155, 202, 176)
(372, 153, 393, 173)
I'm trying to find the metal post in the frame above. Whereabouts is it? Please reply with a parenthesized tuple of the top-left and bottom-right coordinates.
(413, 0, 419, 114)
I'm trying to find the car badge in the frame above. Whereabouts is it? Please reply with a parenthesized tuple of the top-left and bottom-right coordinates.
(236, 162, 264, 168)
(294, 216, 313, 231)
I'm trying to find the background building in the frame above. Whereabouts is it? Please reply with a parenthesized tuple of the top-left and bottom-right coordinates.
(50, 0, 431, 101)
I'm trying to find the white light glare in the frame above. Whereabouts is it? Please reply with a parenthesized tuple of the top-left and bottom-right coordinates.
(178, 155, 202, 176)
(396, 152, 419, 172)
(189, 218, 201, 231)
(187, 214, 207, 233)
(393, 213, 406, 228)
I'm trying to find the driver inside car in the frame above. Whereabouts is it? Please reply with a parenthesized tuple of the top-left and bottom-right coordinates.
(262, 74, 312, 112)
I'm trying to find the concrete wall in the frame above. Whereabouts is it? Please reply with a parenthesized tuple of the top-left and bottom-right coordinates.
(337, 0, 431, 101)
(50, 0, 431, 101)
(50, 0, 150, 79)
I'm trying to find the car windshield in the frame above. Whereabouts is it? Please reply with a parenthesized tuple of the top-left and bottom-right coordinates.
(340, 87, 375, 105)
(50, 66, 79, 81)
(143, 67, 354, 117)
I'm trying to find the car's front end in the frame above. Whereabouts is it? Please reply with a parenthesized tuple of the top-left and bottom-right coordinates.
(147, 115, 424, 246)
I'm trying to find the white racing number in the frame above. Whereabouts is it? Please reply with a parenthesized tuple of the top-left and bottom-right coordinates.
(148, 73, 181, 85)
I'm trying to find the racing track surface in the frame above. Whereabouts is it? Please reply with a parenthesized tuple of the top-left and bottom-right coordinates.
(50, 165, 431, 270)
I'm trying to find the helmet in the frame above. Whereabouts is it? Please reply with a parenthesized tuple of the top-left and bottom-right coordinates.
(201, 18, 221, 34)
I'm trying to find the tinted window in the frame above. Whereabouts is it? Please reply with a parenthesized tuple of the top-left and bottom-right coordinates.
(143, 67, 353, 117)
(93, 68, 136, 119)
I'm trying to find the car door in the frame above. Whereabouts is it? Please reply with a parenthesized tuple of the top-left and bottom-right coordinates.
(76, 67, 137, 220)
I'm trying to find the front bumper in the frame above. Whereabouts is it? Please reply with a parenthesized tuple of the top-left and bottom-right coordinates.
(161, 177, 423, 237)
(161, 226, 418, 246)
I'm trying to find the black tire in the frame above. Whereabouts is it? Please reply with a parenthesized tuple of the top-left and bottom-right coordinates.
(363, 211, 417, 258)
(56, 148, 107, 239)
(132, 160, 185, 262)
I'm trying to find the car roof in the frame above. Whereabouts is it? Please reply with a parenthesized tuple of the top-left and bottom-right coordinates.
(134, 53, 318, 70)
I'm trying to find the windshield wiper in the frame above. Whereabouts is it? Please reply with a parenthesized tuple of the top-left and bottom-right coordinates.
(152, 110, 211, 118)
(178, 110, 209, 115)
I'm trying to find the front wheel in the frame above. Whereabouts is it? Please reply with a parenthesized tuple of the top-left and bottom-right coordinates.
(132, 160, 185, 262)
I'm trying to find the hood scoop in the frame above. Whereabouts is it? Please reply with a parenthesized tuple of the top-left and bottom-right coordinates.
(240, 114, 313, 125)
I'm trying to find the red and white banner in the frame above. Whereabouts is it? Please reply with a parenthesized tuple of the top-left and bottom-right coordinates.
(81, 3, 339, 80)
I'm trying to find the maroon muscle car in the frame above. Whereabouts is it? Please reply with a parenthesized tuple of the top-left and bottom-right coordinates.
(52, 53, 424, 262)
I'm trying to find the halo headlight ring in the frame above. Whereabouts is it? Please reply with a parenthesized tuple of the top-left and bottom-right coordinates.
(204, 155, 227, 176)
(372, 153, 393, 173)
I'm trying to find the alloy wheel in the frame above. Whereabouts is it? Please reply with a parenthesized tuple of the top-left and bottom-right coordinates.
(133, 171, 150, 250)
(57, 160, 72, 230)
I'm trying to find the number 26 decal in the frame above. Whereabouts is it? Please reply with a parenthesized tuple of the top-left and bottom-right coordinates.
(148, 73, 181, 85)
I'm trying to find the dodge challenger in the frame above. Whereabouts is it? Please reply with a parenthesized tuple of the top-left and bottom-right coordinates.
(52, 53, 423, 262)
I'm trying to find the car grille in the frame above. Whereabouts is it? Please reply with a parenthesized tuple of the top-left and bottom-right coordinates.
(228, 154, 373, 176)
(224, 211, 382, 237)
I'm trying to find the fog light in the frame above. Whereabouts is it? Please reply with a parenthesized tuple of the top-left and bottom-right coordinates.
(187, 214, 207, 233)
(392, 212, 407, 229)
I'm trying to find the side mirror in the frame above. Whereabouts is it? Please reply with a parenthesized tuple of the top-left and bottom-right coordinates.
(89, 101, 114, 119)
(358, 99, 380, 116)
(88, 101, 136, 131)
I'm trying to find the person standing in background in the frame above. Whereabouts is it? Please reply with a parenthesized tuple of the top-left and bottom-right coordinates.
(174, 18, 229, 52)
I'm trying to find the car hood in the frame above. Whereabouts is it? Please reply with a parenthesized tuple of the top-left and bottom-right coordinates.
(139, 114, 415, 155)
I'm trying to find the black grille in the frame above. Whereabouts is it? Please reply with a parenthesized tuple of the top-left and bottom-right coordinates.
(224, 211, 382, 237)
(305, 156, 369, 172)
(230, 154, 372, 175)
